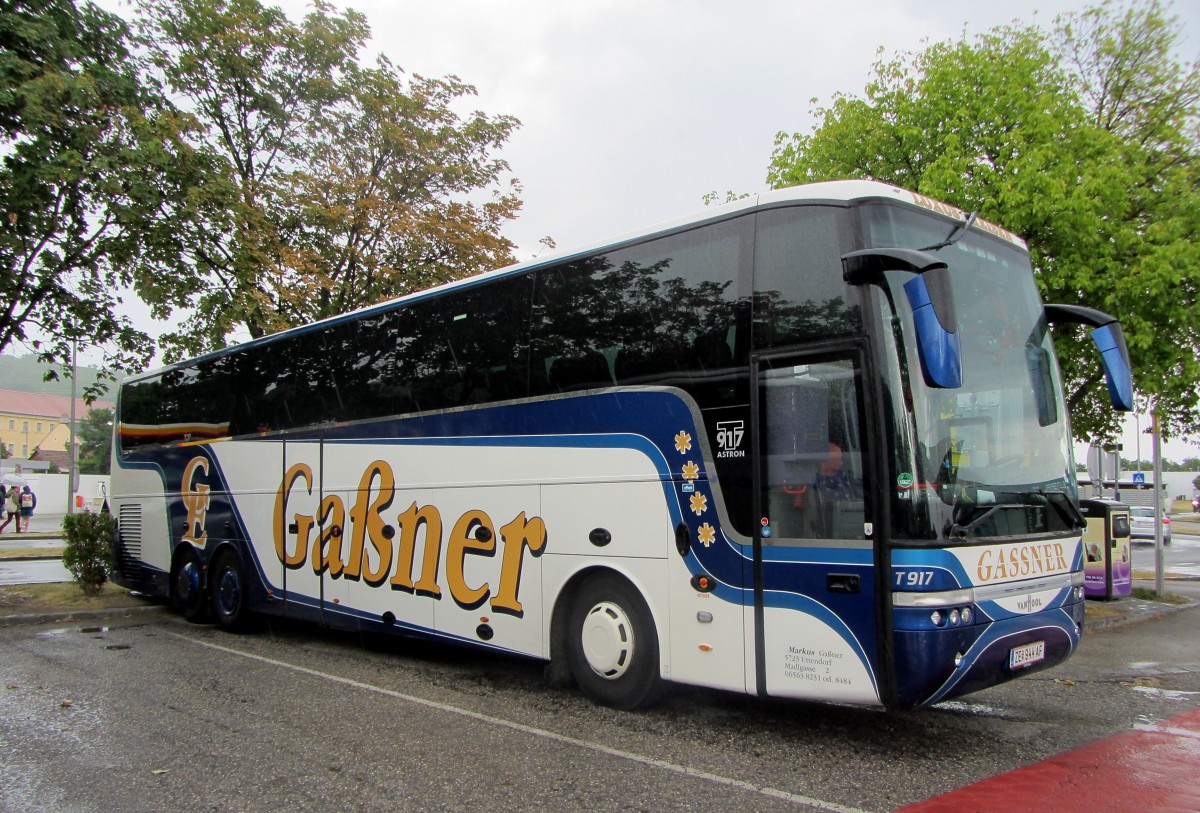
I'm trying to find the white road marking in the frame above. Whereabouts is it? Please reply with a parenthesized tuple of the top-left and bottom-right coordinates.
(171, 631, 874, 813)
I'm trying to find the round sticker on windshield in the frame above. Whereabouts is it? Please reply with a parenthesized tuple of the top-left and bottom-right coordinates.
(897, 472, 914, 489)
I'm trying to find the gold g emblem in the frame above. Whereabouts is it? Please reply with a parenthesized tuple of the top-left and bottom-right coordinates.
(181, 456, 211, 548)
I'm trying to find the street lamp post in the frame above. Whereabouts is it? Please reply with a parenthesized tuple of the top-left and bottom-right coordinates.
(67, 336, 77, 515)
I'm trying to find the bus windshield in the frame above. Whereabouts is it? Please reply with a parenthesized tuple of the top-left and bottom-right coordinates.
(861, 203, 1079, 542)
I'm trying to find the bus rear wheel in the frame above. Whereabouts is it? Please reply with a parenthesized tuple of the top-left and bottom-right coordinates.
(210, 550, 250, 630)
(565, 573, 664, 710)
(171, 549, 208, 623)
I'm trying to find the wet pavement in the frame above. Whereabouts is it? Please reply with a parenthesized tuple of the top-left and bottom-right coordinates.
(0, 512, 72, 585)
(0, 558, 71, 585)
(3, 515, 1200, 812)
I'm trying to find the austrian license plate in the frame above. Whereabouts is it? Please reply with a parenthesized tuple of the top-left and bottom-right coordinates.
(1009, 640, 1045, 670)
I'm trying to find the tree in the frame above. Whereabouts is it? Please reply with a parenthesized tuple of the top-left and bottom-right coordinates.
(131, 0, 522, 360)
(768, 0, 1200, 443)
(77, 407, 114, 474)
(0, 0, 198, 397)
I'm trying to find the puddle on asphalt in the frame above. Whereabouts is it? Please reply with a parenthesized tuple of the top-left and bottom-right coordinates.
(34, 628, 69, 639)
(1132, 686, 1200, 701)
(931, 700, 1028, 720)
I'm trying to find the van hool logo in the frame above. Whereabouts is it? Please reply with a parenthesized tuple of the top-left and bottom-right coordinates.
(181, 456, 212, 547)
(274, 460, 547, 616)
(716, 420, 745, 458)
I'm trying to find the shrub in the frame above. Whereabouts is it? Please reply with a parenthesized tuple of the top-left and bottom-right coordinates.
(61, 512, 116, 595)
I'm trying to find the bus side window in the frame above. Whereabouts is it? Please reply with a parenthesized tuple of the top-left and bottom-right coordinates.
(753, 206, 856, 351)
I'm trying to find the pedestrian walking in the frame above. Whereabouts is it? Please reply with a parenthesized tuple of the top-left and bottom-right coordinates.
(19, 485, 36, 532)
(0, 485, 19, 533)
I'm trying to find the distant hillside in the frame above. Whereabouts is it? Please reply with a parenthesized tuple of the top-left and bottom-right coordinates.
(0, 353, 120, 399)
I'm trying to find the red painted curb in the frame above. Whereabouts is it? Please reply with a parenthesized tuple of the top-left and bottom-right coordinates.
(896, 708, 1200, 813)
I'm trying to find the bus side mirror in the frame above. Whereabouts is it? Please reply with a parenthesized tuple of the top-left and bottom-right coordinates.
(1043, 304, 1134, 412)
(842, 249, 961, 389)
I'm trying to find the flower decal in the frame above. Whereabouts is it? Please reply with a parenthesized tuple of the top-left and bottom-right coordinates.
(682, 461, 700, 481)
(697, 523, 716, 547)
(674, 430, 693, 454)
(689, 492, 708, 516)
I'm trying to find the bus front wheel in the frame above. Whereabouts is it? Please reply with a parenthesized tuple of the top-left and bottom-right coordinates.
(565, 573, 664, 710)
(171, 549, 208, 623)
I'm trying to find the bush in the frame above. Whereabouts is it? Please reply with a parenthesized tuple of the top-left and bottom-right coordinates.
(61, 512, 116, 595)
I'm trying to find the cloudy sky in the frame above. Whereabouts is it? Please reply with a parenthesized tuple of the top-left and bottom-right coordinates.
(86, 0, 1200, 459)
(260, 0, 1200, 258)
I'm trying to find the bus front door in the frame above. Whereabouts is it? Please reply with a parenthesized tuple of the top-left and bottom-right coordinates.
(752, 350, 883, 705)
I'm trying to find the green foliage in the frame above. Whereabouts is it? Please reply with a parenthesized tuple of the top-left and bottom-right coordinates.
(77, 407, 114, 475)
(61, 511, 116, 595)
(130, 0, 522, 360)
(768, 0, 1200, 443)
(0, 0, 197, 396)
(1120, 456, 1200, 472)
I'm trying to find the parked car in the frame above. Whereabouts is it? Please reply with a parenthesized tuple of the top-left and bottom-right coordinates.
(1129, 506, 1171, 545)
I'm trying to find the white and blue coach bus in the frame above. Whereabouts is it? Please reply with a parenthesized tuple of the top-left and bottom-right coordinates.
(109, 180, 1133, 710)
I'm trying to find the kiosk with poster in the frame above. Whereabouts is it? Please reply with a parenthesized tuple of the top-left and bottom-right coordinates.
(1081, 499, 1132, 600)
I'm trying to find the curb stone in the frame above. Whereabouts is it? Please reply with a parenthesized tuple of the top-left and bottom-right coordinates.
(1084, 597, 1200, 632)
(0, 603, 166, 628)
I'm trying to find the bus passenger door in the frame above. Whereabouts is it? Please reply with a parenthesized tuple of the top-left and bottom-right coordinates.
(752, 350, 882, 705)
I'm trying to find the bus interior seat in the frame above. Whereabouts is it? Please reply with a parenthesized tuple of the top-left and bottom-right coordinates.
(691, 328, 735, 372)
(547, 350, 613, 391)
(613, 345, 686, 385)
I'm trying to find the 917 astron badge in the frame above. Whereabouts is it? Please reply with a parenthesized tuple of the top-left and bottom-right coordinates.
(716, 420, 745, 458)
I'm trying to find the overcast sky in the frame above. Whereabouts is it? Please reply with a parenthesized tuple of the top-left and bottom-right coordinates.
(262, 0, 1199, 258)
(77, 0, 1200, 460)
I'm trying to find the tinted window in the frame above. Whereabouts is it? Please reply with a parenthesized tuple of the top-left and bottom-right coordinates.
(119, 357, 235, 449)
(233, 331, 341, 434)
(410, 280, 533, 410)
(533, 216, 749, 399)
(326, 308, 416, 422)
(753, 206, 857, 349)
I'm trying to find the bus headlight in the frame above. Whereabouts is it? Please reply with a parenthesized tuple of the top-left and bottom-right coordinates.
(931, 610, 945, 627)
(949, 609, 960, 625)
(961, 606, 973, 624)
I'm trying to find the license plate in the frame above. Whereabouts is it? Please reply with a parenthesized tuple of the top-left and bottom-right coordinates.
(1009, 640, 1045, 670)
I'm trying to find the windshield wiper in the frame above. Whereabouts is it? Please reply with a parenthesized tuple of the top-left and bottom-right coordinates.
(919, 211, 979, 252)
(946, 503, 1029, 540)
(1037, 489, 1087, 532)
(946, 491, 1086, 539)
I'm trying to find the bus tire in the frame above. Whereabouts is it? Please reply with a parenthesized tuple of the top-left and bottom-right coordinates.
(210, 549, 250, 630)
(171, 549, 208, 624)
(565, 573, 664, 710)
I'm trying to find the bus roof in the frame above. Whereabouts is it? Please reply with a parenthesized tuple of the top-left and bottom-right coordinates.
(126, 180, 1025, 383)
